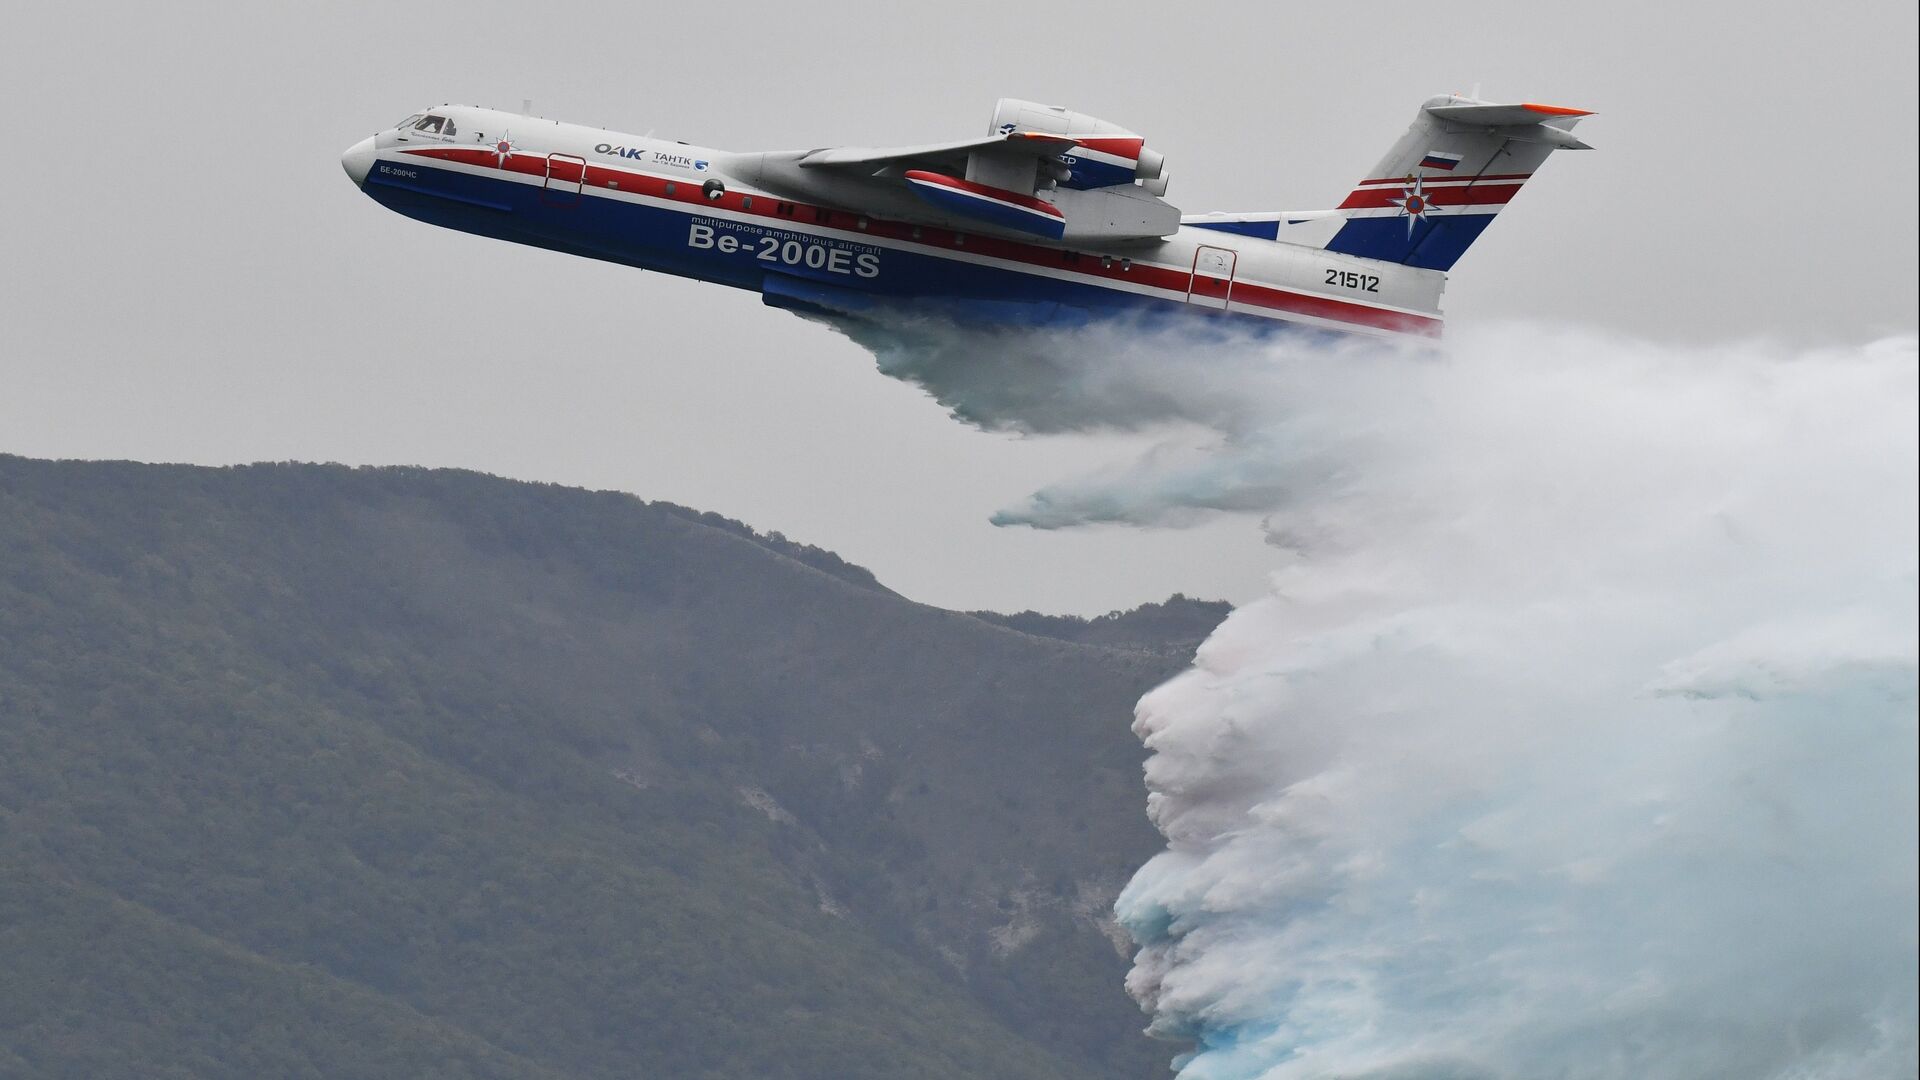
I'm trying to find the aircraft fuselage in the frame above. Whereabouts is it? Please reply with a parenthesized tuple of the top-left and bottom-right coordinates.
(342, 105, 1446, 338)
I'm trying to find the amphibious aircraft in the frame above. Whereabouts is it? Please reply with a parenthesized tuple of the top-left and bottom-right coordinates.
(341, 96, 1591, 339)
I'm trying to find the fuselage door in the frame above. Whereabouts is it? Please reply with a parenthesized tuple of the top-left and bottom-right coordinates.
(544, 153, 587, 205)
(1186, 245, 1237, 310)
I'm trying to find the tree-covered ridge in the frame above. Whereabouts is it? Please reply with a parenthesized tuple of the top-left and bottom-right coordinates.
(0, 455, 1221, 1078)
(970, 595, 1232, 657)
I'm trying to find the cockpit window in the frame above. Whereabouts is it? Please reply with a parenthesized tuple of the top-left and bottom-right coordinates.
(414, 115, 448, 135)
(396, 114, 423, 130)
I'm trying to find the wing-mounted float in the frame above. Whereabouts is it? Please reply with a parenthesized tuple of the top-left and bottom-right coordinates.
(732, 99, 1179, 245)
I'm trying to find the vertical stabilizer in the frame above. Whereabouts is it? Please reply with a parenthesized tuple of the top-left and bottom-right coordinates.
(1321, 95, 1593, 271)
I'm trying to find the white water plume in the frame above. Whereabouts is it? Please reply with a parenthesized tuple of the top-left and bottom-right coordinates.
(843, 313, 1919, 1078)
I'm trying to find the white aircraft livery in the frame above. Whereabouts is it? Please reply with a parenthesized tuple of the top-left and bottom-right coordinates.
(341, 96, 1592, 339)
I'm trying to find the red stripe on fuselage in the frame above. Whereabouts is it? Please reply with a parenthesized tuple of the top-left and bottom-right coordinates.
(396, 148, 1439, 336)
(1227, 280, 1440, 336)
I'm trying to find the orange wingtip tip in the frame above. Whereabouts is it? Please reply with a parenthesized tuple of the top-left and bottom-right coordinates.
(1523, 103, 1594, 116)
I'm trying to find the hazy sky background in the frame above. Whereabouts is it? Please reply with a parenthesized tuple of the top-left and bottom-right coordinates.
(2, 0, 1914, 614)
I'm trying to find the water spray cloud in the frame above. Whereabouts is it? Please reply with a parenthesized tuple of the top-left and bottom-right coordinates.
(843, 312, 1919, 1077)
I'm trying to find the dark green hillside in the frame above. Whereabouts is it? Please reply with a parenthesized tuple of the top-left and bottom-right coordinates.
(0, 455, 1213, 1079)
(971, 595, 1231, 657)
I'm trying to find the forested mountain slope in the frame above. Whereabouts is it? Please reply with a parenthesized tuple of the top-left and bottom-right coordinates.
(0, 455, 1219, 1079)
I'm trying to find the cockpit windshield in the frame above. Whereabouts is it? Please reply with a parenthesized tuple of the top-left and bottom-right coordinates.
(412, 114, 455, 136)
(395, 113, 424, 130)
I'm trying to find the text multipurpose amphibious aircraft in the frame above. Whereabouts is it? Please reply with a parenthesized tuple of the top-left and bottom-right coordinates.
(341, 95, 1592, 339)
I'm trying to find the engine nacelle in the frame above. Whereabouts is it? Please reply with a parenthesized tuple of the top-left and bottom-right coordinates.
(988, 98, 1167, 192)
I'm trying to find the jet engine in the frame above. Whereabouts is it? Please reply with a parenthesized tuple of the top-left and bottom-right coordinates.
(986, 98, 1169, 195)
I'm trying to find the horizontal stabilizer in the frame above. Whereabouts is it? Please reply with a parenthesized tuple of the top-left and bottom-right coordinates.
(1426, 102, 1592, 125)
(1426, 101, 1594, 149)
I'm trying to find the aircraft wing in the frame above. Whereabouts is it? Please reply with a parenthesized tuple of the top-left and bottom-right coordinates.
(798, 132, 1080, 173)
(768, 101, 1180, 243)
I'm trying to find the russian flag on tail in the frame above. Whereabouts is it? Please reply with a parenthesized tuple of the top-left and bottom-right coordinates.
(1418, 149, 1464, 171)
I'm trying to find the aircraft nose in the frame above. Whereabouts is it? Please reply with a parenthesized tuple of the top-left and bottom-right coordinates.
(340, 135, 377, 186)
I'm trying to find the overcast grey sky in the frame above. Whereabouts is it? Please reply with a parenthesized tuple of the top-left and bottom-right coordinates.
(1, 0, 1914, 614)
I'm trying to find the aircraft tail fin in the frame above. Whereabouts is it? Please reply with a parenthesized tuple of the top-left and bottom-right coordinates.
(1319, 95, 1593, 271)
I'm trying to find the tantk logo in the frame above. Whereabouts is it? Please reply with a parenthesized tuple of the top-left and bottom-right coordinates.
(1390, 173, 1444, 236)
(693, 159, 709, 171)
